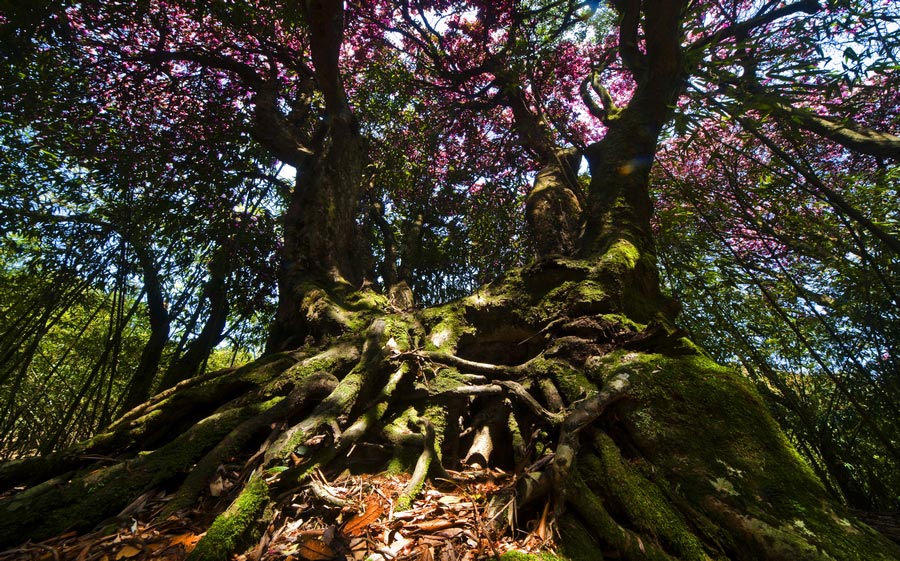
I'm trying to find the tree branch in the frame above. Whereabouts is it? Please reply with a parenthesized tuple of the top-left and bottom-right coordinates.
(135, 49, 264, 89)
(579, 70, 618, 123)
(763, 99, 900, 159)
(613, 0, 647, 82)
(689, 0, 819, 52)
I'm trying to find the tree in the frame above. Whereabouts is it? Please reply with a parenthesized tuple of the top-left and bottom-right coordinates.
(1, 1, 899, 560)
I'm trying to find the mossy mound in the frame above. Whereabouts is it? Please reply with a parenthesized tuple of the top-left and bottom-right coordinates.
(566, 349, 900, 561)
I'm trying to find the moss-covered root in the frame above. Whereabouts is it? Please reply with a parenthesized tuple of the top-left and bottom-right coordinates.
(396, 413, 451, 510)
(581, 434, 711, 560)
(0, 400, 274, 547)
(187, 474, 271, 561)
(565, 469, 679, 561)
(497, 551, 568, 561)
(0, 354, 299, 493)
(161, 372, 339, 517)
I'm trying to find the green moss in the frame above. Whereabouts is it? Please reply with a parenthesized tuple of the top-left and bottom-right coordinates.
(497, 551, 567, 561)
(382, 410, 422, 476)
(385, 451, 415, 475)
(566, 468, 675, 561)
(584, 433, 707, 560)
(557, 515, 602, 561)
(0, 402, 263, 545)
(422, 404, 447, 454)
(226, 353, 298, 386)
(566, 279, 610, 314)
(187, 475, 270, 561)
(426, 366, 468, 393)
(342, 288, 389, 311)
(163, 397, 285, 515)
(545, 359, 595, 402)
(597, 238, 640, 271)
(282, 344, 351, 380)
(605, 350, 900, 560)
(420, 302, 473, 352)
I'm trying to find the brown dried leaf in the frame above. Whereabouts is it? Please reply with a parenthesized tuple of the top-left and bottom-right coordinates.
(114, 544, 141, 559)
(437, 496, 461, 505)
(412, 520, 457, 533)
(74, 543, 93, 561)
(535, 502, 551, 542)
(436, 528, 464, 539)
(169, 533, 201, 550)
(342, 496, 383, 537)
(297, 537, 335, 561)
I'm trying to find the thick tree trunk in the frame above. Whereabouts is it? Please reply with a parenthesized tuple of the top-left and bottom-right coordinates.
(265, 117, 367, 352)
(264, 0, 369, 353)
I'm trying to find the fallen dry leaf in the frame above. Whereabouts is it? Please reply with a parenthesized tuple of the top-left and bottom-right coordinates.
(114, 544, 141, 560)
(342, 496, 383, 537)
(169, 532, 201, 549)
(296, 536, 335, 561)
(411, 519, 458, 533)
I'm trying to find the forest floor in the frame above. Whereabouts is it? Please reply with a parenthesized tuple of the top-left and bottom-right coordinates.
(0, 462, 559, 561)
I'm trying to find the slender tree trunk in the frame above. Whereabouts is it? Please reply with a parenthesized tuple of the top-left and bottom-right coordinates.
(120, 245, 170, 413)
(158, 251, 230, 391)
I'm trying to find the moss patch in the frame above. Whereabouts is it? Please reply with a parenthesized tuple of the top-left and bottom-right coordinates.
(497, 551, 568, 561)
(187, 475, 270, 561)
(604, 350, 900, 560)
(0, 402, 263, 545)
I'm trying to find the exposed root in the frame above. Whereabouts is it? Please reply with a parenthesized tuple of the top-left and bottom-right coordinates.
(187, 474, 271, 561)
(414, 351, 542, 379)
(0, 353, 300, 493)
(550, 372, 631, 501)
(2, 286, 897, 561)
(495, 380, 561, 425)
(566, 469, 678, 561)
(464, 397, 511, 468)
(397, 418, 449, 510)
(162, 372, 339, 517)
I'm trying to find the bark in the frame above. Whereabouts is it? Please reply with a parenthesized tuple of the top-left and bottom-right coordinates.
(264, 0, 368, 352)
(526, 149, 585, 259)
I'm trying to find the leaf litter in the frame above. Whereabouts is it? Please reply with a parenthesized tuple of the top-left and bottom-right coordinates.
(0, 467, 558, 561)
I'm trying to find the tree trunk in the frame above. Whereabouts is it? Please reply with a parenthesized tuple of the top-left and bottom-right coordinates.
(158, 250, 231, 391)
(264, 0, 369, 353)
(265, 117, 368, 352)
(120, 244, 170, 413)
